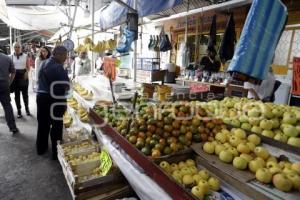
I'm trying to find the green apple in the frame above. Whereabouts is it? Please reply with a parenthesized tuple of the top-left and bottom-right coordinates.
(283, 126, 299, 137)
(215, 132, 227, 143)
(239, 115, 249, 123)
(247, 134, 261, 146)
(229, 136, 241, 147)
(272, 173, 293, 192)
(227, 147, 239, 157)
(203, 142, 215, 154)
(260, 119, 273, 130)
(270, 118, 280, 129)
(193, 174, 203, 183)
(233, 156, 248, 170)
(241, 123, 252, 131)
(254, 147, 270, 160)
(223, 117, 231, 125)
(287, 137, 300, 148)
(234, 128, 247, 139)
(240, 153, 254, 162)
(256, 168, 272, 183)
(208, 177, 220, 191)
(251, 126, 262, 134)
(272, 107, 284, 118)
(181, 167, 191, 176)
(186, 159, 196, 167)
(274, 133, 288, 143)
(237, 143, 251, 154)
(219, 150, 233, 163)
(172, 170, 182, 179)
(282, 112, 297, 125)
(191, 186, 205, 199)
(248, 108, 261, 118)
(160, 161, 171, 172)
(274, 129, 283, 135)
(261, 130, 275, 138)
(230, 119, 241, 127)
(246, 142, 256, 152)
(198, 169, 210, 181)
(286, 173, 300, 190)
(261, 105, 274, 119)
(189, 166, 198, 175)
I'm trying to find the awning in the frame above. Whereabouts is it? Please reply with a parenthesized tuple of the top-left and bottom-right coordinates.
(99, 0, 183, 30)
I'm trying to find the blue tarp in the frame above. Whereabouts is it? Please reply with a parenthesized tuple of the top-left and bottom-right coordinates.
(227, 0, 287, 80)
(99, 0, 183, 30)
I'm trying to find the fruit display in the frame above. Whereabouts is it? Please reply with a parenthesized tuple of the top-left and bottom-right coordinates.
(201, 127, 300, 192)
(77, 105, 90, 123)
(61, 140, 96, 155)
(63, 128, 89, 143)
(67, 97, 78, 110)
(63, 111, 73, 128)
(73, 83, 94, 100)
(159, 159, 221, 200)
(203, 97, 300, 148)
(66, 151, 101, 165)
(112, 101, 225, 158)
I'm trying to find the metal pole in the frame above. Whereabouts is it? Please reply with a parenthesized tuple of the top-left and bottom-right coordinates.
(9, 26, 12, 54)
(133, 0, 138, 82)
(91, 0, 95, 75)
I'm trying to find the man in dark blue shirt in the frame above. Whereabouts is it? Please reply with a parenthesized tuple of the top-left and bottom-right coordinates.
(36, 46, 70, 160)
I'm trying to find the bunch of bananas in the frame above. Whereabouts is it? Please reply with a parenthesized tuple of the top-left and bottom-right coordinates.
(73, 83, 94, 100)
(77, 105, 89, 123)
(92, 39, 117, 53)
(67, 98, 78, 110)
(63, 111, 73, 128)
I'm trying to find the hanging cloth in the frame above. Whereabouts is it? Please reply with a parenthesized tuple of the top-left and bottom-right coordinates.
(219, 13, 236, 63)
(207, 15, 217, 49)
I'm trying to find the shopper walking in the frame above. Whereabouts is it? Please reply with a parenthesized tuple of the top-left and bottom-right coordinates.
(10, 42, 31, 118)
(0, 52, 19, 134)
(35, 46, 51, 89)
(36, 46, 70, 160)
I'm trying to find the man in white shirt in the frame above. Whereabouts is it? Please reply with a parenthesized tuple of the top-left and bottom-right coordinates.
(244, 69, 276, 101)
(73, 51, 91, 77)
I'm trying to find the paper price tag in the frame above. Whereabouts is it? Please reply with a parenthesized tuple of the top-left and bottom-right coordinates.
(100, 150, 112, 176)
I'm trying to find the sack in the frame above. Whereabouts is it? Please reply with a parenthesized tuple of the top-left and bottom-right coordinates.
(116, 26, 136, 53)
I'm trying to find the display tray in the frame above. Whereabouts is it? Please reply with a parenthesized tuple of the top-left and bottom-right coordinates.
(57, 146, 129, 200)
(89, 109, 196, 200)
(192, 143, 300, 200)
(227, 125, 300, 155)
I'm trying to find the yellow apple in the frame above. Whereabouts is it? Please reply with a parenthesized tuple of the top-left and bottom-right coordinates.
(233, 157, 248, 170)
(246, 142, 256, 152)
(249, 159, 265, 173)
(237, 143, 251, 154)
(186, 159, 196, 167)
(203, 142, 215, 154)
(287, 137, 300, 148)
(223, 142, 232, 149)
(197, 180, 210, 194)
(170, 163, 179, 172)
(256, 168, 272, 184)
(172, 170, 182, 179)
(208, 177, 220, 191)
(159, 161, 171, 172)
(181, 167, 191, 176)
(178, 161, 186, 169)
(234, 128, 247, 139)
(219, 150, 233, 163)
(227, 147, 239, 157)
(191, 186, 205, 200)
(283, 168, 298, 176)
(266, 161, 280, 169)
(286, 173, 300, 190)
(240, 153, 254, 162)
(247, 134, 261, 146)
(291, 163, 300, 174)
(261, 130, 275, 138)
(269, 167, 282, 175)
(182, 174, 195, 186)
(254, 147, 269, 160)
(193, 174, 203, 183)
(215, 144, 226, 156)
(198, 169, 210, 180)
(266, 156, 278, 163)
(229, 136, 241, 147)
(189, 166, 198, 175)
(273, 173, 293, 192)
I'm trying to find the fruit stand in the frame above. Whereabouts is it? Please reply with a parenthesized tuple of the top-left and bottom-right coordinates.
(59, 74, 300, 200)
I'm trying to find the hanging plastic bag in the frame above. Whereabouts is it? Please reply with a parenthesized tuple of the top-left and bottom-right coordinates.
(159, 28, 172, 52)
(116, 26, 136, 53)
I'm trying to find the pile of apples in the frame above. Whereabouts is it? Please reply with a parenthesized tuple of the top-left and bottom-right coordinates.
(202, 127, 300, 192)
(159, 159, 220, 200)
(62, 140, 96, 155)
(66, 152, 101, 166)
(203, 97, 300, 148)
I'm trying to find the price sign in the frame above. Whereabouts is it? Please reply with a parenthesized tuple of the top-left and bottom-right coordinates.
(100, 150, 113, 176)
(189, 83, 210, 93)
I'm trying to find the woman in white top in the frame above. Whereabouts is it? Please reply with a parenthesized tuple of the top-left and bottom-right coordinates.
(35, 46, 51, 88)
(11, 42, 30, 118)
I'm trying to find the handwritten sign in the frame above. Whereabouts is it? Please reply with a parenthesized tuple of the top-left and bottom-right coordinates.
(292, 57, 300, 95)
(100, 150, 112, 176)
(189, 83, 210, 93)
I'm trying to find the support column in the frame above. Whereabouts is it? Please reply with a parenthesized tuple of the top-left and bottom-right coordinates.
(91, 0, 95, 75)
(133, 0, 138, 82)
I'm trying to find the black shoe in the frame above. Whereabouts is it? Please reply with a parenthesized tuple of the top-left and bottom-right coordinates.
(10, 128, 19, 134)
(26, 111, 31, 116)
(17, 114, 23, 118)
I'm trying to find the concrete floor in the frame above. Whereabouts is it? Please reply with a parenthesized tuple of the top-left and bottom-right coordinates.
(0, 89, 72, 200)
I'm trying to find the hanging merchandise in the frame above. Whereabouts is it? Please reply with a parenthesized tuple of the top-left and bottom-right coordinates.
(227, 0, 287, 81)
(219, 13, 236, 63)
(159, 27, 172, 52)
(148, 35, 154, 50)
(207, 14, 217, 49)
(116, 26, 136, 53)
(127, 12, 138, 40)
(103, 56, 117, 81)
(154, 35, 160, 52)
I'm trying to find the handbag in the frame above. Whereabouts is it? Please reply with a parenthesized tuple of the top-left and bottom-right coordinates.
(116, 26, 136, 53)
(159, 28, 172, 52)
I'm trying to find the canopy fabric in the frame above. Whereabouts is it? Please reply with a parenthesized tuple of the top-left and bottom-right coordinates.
(99, 0, 183, 30)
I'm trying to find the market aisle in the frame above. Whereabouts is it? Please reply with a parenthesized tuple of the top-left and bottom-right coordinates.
(0, 88, 72, 200)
